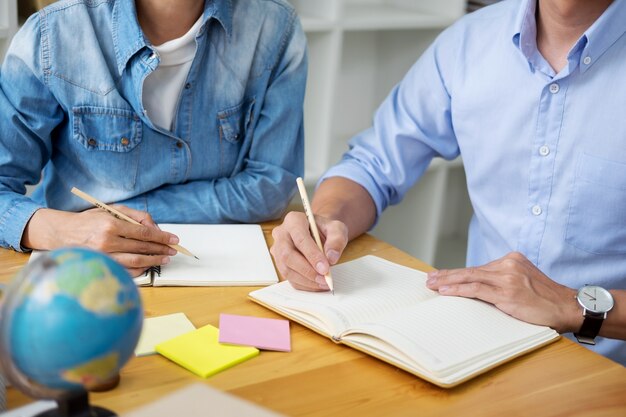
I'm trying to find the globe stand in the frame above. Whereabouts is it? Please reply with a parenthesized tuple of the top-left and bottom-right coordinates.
(34, 391, 116, 417)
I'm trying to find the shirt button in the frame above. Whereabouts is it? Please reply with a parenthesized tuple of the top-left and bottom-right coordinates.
(185, 83, 192, 89)
(532, 205, 543, 216)
(176, 141, 184, 149)
(88, 138, 97, 146)
(549, 83, 560, 94)
(583, 56, 592, 65)
(120, 137, 130, 146)
(149, 53, 157, 60)
(539, 145, 550, 156)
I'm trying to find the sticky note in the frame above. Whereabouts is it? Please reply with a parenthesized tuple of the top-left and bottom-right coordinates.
(135, 313, 196, 356)
(156, 324, 259, 378)
(218, 313, 291, 352)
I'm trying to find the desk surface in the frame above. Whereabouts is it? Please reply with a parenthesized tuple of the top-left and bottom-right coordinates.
(3, 221, 626, 417)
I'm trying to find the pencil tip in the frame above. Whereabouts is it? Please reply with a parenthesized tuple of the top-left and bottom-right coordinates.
(194, 256, 199, 260)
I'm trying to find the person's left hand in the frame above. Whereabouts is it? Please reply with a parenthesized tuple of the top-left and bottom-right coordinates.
(425, 252, 582, 333)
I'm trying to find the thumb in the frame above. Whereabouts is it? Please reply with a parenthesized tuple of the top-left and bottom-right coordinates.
(318, 217, 348, 265)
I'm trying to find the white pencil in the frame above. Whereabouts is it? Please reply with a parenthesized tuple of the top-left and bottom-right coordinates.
(295, 177, 334, 294)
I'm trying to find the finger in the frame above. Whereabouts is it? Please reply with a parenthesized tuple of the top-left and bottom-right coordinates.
(271, 234, 328, 291)
(318, 218, 348, 265)
(272, 248, 324, 291)
(111, 205, 158, 228)
(427, 267, 503, 288)
(284, 213, 331, 275)
(116, 221, 178, 246)
(437, 281, 502, 306)
(111, 237, 177, 256)
(108, 253, 171, 271)
(284, 269, 328, 292)
(128, 267, 150, 278)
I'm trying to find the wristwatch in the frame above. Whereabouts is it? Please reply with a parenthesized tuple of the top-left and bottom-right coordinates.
(574, 285, 614, 345)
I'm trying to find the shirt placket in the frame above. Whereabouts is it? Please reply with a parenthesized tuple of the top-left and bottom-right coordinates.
(133, 50, 191, 185)
(517, 76, 569, 265)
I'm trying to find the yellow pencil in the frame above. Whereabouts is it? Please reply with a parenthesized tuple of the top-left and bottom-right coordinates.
(295, 177, 334, 294)
(71, 187, 198, 259)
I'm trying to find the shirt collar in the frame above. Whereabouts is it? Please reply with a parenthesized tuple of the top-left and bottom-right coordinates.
(511, 0, 626, 75)
(113, 0, 233, 75)
(579, 0, 626, 74)
(511, 0, 536, 61)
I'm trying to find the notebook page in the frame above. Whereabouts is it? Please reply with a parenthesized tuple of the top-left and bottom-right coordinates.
(250, 255, 436, 337)
(343, 295, 558, 377)
(154, 224, 278, 286)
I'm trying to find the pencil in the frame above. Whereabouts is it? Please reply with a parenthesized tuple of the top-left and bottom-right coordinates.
(70, 187, 198, 259)
(295, 177, 334, 295)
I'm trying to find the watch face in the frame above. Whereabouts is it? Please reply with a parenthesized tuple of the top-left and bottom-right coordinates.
(577, 286, 615, 314)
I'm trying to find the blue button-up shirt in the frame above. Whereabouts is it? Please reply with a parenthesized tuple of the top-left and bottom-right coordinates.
(0, 0, 306, 250)
(322, 0, 626, 364)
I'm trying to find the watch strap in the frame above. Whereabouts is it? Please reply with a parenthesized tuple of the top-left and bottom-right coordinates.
(574, 313, 604, 345)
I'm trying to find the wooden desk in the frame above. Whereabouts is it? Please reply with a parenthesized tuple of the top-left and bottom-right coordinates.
(3, 221, 626, 416)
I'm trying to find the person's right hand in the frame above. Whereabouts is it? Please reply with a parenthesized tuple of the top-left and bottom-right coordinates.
(270, 211, 348, 291)
(23, 206, 179, 277)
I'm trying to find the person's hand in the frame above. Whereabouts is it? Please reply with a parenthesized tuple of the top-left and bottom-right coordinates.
(70, 206, 179, 277)
(270, 211, 348, 291)
(425, 252, 582, 333)
(23, 206, 179, 277)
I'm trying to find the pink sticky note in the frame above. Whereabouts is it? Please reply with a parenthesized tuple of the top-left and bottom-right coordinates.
(219, 313, 291, 352)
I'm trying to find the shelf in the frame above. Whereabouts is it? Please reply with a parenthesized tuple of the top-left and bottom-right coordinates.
(342, 4, 455, 31)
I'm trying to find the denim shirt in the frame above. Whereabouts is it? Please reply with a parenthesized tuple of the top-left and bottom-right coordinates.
(322, 0, 626, 364)
(0, 0, 306, 250)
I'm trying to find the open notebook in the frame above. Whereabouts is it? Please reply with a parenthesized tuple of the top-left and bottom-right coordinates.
(249, 255, 560, 388)
(28, 224, 278, 287)
(135, 224, 277, 286)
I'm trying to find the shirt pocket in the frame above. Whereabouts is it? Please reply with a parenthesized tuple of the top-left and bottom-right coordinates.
(72, 106, 143, 191)
(216, 98, 255, 175)
(565, 153, 626, 255)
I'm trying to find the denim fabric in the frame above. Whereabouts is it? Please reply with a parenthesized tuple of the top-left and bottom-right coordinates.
(321, 0, 626, 364)
(0, 0, 306, 250)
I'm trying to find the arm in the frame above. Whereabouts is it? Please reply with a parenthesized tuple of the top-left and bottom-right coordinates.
(0, 14, 62, 252)
(271, 27, 463, 291)
(124, 15, 307, 224)
(0, 16, 177, 276)
(426, 252, 626, 340)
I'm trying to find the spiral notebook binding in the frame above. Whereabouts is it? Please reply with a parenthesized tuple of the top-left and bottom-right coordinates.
(144, 265, 161, 279)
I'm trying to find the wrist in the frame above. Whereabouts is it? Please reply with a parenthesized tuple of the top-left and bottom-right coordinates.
(561, 287, 584, 334)
(21, 208, 70, 250)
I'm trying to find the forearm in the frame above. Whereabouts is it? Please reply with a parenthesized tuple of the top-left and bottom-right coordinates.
(312, 177, 376, 241)
(130, 166, 298, 224)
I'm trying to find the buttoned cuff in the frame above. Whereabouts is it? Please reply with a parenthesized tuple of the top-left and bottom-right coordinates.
(0, 200, 43, 252)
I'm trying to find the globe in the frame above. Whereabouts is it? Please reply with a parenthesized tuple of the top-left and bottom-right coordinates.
(0, 247, 143, 404)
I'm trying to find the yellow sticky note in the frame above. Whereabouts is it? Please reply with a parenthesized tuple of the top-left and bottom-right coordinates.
(135, 313, 196, 356)
(156, 324, 259, 378)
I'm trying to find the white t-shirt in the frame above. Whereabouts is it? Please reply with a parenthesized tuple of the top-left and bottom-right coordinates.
(142, 18, 203, 131)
